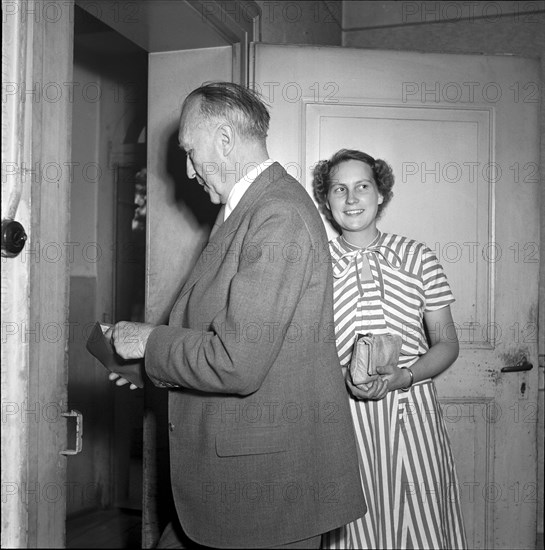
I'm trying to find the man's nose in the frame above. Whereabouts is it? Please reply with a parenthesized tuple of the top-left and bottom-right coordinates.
(186, 156, 196, 179)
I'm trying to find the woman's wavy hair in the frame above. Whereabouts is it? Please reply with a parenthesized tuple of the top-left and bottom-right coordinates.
(312, 149, 395, 233)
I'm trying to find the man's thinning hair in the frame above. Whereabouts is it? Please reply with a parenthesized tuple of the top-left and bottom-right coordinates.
(184, 81, 270, 142)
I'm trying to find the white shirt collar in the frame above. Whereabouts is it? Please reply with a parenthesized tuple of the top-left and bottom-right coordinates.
(224, 159, 274, 221)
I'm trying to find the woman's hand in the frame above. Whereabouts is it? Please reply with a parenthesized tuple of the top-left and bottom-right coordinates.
(376, 363, 412, 392)
(343, 368, 389, 400)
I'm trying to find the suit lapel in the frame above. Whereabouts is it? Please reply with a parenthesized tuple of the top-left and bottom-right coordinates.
(209, 205, 225, 239)
(176, 163, 287, 300)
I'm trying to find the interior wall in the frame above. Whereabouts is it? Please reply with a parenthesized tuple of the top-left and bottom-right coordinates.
(144, 46, 233, 547)
(256, 0, 342, 45)
(342, 0, 544, 540)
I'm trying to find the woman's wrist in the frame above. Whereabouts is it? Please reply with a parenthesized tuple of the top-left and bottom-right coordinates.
(400, 367, 414, 392)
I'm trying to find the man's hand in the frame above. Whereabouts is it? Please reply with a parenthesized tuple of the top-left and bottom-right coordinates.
(106, 321, 155, 360)
(108, 372, 138, 390)
(103, 321, 155, 390)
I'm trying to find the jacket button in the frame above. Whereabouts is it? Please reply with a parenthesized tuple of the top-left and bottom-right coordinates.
(168, 422, 174, 432)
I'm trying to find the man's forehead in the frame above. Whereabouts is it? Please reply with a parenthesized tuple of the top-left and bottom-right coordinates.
(178, 101, 195, 136)
(178, 99, 202, 146)
(178, 114, 194, 148)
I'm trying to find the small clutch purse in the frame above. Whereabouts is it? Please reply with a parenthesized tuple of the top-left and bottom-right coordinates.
(349, 333, 403, 386)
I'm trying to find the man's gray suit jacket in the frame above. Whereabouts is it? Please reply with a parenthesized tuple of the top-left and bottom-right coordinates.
(145, 163, 366, 548)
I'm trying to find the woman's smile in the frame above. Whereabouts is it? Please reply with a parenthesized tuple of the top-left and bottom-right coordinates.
(344, 208, 365, 215)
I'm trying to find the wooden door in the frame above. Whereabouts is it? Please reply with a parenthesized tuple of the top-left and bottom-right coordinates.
(251, 43, 540, 549)
(144, 45, 233, 547)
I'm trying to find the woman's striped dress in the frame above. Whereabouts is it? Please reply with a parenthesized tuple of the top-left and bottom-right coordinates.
(322, 232, 467, 550)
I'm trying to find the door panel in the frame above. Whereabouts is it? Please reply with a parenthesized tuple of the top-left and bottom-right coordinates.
(252, 43, 539, 549)
(145, 45, 233, 547)
(305, 103, 492, 345)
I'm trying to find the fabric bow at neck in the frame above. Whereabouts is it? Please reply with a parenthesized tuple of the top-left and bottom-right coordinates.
(332, 243, 402, 298)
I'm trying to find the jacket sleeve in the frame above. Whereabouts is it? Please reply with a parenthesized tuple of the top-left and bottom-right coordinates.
(144, 203, 314, 395)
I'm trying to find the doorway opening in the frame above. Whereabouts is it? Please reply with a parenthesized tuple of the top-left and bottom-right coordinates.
(66, 4, 147, 547)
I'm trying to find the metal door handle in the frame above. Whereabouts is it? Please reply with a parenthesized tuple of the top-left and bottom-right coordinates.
(501, 357, 533, 373)
(60, 410, 83, 455)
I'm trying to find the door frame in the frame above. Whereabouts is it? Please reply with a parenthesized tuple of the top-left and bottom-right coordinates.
(185, 0, 262, 84)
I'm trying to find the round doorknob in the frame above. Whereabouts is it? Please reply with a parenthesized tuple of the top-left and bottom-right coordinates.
(1, 219, 28, 258)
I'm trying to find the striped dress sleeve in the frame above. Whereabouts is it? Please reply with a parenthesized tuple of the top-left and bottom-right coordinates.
(420, 246, 455, 311)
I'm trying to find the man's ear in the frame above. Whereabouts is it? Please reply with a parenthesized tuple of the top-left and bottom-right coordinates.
(218, 123, 235, 157)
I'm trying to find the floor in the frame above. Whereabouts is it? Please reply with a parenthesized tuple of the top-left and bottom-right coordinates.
(65, 510, 544, 549)
(66, 508, 142, 549)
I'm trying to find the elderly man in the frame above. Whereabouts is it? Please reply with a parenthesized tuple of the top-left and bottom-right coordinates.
(109, 82, 365, 549)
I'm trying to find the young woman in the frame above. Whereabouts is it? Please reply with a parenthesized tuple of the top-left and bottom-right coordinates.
(313, 149, 467, 549)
